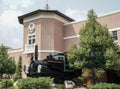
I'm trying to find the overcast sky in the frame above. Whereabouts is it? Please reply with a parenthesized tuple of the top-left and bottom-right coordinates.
(1, 0, 120, 48)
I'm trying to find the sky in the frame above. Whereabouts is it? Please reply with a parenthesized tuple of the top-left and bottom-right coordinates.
(1, 0, 120, 48)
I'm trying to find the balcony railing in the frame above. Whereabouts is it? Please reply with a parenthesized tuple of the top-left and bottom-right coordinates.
(25, 44, 35, 52)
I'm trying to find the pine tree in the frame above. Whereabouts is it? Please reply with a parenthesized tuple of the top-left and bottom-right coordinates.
(80, 10, 119, 69)
(14, 56, 22, 81)
(68, 9, 120, 69)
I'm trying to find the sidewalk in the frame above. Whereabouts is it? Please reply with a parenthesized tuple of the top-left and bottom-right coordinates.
(74, 87, 88, 89)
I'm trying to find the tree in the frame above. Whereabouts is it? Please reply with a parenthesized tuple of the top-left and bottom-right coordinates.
(0, 44, 16, 78)
(14, 56, 22, 81)
(67, 10, 120, 83)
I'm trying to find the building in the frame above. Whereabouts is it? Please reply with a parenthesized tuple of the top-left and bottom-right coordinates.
(8, 9, 120, 77)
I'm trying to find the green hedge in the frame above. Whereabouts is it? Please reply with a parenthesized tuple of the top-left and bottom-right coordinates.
(17, 77, 53, 89)
(89, 83, 120, 89)
(1, 79, 13, 88)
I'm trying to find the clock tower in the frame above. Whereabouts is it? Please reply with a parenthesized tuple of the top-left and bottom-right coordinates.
(18, 9, 74, 60)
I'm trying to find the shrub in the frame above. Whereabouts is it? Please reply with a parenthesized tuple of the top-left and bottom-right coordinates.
(94, 69, 105, 78)
(17, 77, 53, 89)
(1, 79, 13, 88)
(82, 68, 92, 78)
(56, 84, 65, 89)
(89, 83, 120, 89)
(13, 85, 19, 89)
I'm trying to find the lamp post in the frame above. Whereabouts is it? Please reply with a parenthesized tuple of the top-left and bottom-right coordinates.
(6, 80, 7, 89)
(90, 50, 94, 68)
(90, 50, 94, 58)
(90, 50, 95, 84)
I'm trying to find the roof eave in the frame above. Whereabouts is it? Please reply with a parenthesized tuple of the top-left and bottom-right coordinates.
(18, 9, 74, 24)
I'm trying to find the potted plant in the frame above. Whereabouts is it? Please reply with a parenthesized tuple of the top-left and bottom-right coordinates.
(82, 68, 92, 78)
(95, 69, 105, 78)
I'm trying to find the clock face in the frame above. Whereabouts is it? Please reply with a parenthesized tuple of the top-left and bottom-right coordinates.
(28, 22, 35, 33)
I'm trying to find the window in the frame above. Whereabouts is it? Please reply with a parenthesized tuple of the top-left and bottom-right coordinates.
(28, 35, 36, 45)
(112, 31, 118, 41)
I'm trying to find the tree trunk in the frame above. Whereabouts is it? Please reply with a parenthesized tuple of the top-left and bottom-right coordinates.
(0, 73, 3, 79)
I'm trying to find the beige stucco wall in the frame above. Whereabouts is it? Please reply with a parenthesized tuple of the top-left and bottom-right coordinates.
(54, 19, 64, 52)
(64, 21, 85, 37)
(97, 12, 120, 29)
(41, 19, 54, 50)
(63, 21, 85, 51)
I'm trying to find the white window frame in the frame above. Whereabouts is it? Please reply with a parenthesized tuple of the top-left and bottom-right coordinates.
(112, 31, 118, 41)
(109, 27, 120, 43)
(27, 33, 36, 45)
